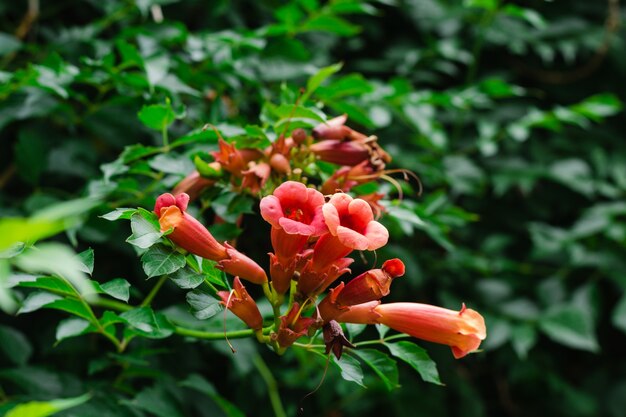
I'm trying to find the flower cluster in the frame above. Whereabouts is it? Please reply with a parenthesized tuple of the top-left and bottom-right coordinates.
(172, 116, 391, 218)
(153, 116, 486, 360)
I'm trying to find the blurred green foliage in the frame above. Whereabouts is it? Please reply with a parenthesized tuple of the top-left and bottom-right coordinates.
(1, 0, 625, 416)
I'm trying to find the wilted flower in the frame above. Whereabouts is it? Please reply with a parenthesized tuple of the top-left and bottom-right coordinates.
(241, 161, 271, 194)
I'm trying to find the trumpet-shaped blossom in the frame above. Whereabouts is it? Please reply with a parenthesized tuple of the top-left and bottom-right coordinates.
(218, 277, 263, 330)
(317, 259, 404, 321)
(155, 193, 267, 284)
(312, 114, 351, 140)
(260, 181, 327, 237)
(323, 193, 388, 251)
(261, 181, 327, 262)
(310, 193, 388, 272)
(337, 301, 486, 359)
(155, 193, 228, 260)
(310, 140, 371, 166)
(172, 170, 216, 200)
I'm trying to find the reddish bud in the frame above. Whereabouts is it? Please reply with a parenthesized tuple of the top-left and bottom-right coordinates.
(218, 277, 263, 330)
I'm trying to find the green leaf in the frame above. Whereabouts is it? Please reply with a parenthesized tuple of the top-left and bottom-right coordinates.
(345, 323, 367, 340)
(127, 213, 162, 249)
(539, 305, 599, 352)
(375, 324, 390, 338)
(123, 385, 183, 417)
(45, 298, 95, 321)
(181, 374, 246, 417)
(301, 14, 361, 36)
(56, 317, 91, 343)
(101, 278, 131, 302)
(100, 208, 136, 221)
(302, 62, 343, 102)
(15, 129, 46, 186)
(18, 276, 77, 296)
(138, 103, 176, 130)
(141, 245, 186, 278)
(332, 354, 365, 387)
(120, 307, 175, 339)
(386, 341, 443, 385)
(14, 243, 93, 297)
(511, 323, 537, 359)
(0, 32, 21, 56)
(169, 267, 204, 289)
(0, 325, 33, 365)
(186, 290, 222, 320)
(77, 248, 95, 275)
(18, 291, 63, 314)
(5, 393, 91, 417)
(571, 93, 622, 121)
(611, 294, 626, 335)
(354, 348, 400, 390)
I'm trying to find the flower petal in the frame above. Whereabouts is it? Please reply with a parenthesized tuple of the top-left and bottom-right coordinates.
(364, 220, 389, 250)
(259, 195, 283, 228)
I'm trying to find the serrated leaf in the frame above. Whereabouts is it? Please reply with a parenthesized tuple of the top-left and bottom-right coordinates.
(186, 290, 223, 320)
(332, 354, 365, 387)
(127, 213, 162, 249)
(18, 291, 63, 314)
(77, 248, 95, 275)
(511, 323, 537, 359)
(138, 103, 175, 130)
(611, 294, 626, 334)
(101, 278, 131, 302)
(354, 349, 399, 390)
(201, 259, 228, 288)
(14, 243, 92, 297)
(386, 341, 443, 385)
(181, 374, 246, 417)
(45, 298, 95, 321)
(56, 317, 91, 343)
(170, 267, 204, 289)
(100, 208, 137, 221)
(345, 323, 367, 340)
(120, 307, 175, 339)
(0, 325, 33, 365)
(123, 385, 183, 417)
(375, 324, 390, 338)
(18, 276, 77, 295)
(5, 393, 91, 417)
(302, 14, 361, 36)
(302, 62, 343, 102)
(539, 305, 599, 352)
(141, 245, 186, 278)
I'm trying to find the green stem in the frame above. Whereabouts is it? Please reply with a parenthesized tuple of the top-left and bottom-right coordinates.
(293, 333, 411, 350)
(92, 297, 133, 312)
(253, 354, 287, 417)
(174, 326, 271, 340)
(162, 124, 169, 149)
(141, 275, 168, 307)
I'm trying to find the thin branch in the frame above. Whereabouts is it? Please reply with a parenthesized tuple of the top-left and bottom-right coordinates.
(253, 354, 287, 417)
